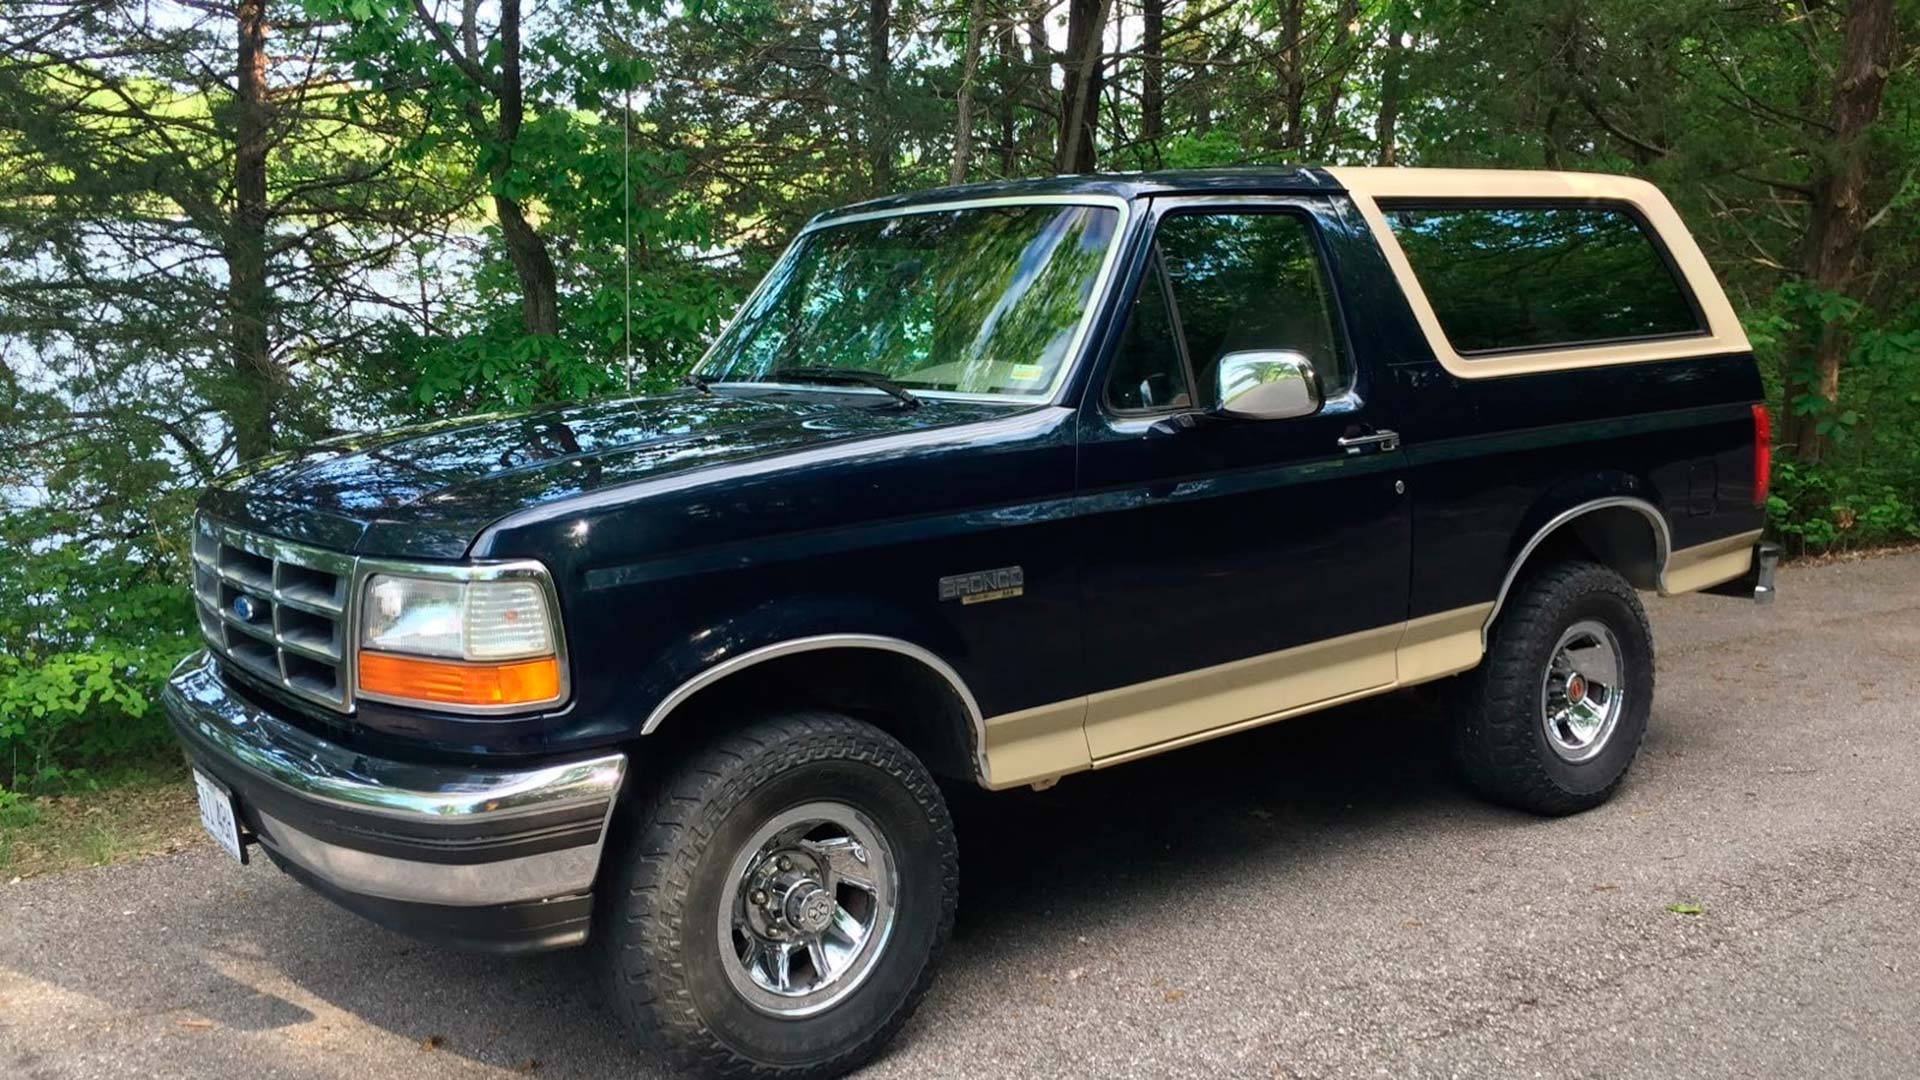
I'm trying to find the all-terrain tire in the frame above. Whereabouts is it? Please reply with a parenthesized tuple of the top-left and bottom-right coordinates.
(1450, 560, 1655, 816)
(595, 711, 958, 1079)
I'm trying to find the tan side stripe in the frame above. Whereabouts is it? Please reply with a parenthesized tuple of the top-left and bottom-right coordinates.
(979, 602, 1494, 790)
(1083, 623, 1400, 761)
(977, 698, 1090, 791)
(1395, 602, 1496, 685)
(1662, 529, 1763, 595)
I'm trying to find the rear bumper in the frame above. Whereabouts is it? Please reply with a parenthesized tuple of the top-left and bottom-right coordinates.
(162, 651, 626, 953)
(1703, 541, 1782, 604)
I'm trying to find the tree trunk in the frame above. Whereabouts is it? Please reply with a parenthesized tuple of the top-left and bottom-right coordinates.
(494, 197, 558, 337)
(994, 17, 1018, 174)
(1311, 0, 1357, 155)
(1374, 2, 1407, 165)
(1027, 1, 1048, 67)
(1105, 6, 1125, 154)
(1057, 0, 1111, 173)
(490, 0, 558, 342)
(950, 0, 989, 184)
(228, 0, 275, 460)
(867, 0, 894, 193)
(1791, 0, 1897, 465)
(1141, 0, 1165, 161)
(1194, 50, 1213, 134)
(1027, 2, 1051, 169)
(1278, 0, 1305, 152)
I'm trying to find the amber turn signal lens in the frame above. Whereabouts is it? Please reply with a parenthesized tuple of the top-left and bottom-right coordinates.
(357, 651, 560, 709)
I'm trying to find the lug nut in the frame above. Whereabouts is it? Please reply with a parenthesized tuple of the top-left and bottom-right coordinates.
(777, 855, 793, 871)
(750, 890, 768, 906)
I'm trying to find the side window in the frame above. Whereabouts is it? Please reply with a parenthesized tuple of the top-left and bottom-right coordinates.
(1155, 212, 1350, 407)
(1105, 254, 1193, 413)
(1382, 203, 1702, 354)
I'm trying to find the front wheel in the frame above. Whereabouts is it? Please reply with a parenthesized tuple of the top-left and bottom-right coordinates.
(1450, 560, 1655, 816)
(596, 711, 957, 1079)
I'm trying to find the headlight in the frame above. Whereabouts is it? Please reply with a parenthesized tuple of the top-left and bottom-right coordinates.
(355, 569, 565, 713)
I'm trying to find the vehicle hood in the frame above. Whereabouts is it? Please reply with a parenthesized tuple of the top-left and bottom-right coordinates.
(202, 390, 1025, 559)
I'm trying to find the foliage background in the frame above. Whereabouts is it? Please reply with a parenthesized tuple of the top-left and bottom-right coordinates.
(2, 0, 1917, 795)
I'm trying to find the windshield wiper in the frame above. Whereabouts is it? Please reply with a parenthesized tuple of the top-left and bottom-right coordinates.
(772, 367, 922, 409)
(680, 370, 712, 393)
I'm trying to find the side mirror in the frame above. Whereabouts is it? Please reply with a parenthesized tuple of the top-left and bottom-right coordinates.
(1213, 350, 1323, 420)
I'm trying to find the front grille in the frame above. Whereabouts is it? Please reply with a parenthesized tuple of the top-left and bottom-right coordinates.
(192, 515, 355, 712)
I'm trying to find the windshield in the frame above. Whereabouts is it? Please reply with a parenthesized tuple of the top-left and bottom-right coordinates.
(697, 202, 1123, 399)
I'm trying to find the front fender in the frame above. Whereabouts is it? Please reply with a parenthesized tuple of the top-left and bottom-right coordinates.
(614, 589, 974, 737)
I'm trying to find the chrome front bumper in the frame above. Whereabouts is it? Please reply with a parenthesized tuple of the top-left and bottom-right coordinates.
(163, 651, 626, 950)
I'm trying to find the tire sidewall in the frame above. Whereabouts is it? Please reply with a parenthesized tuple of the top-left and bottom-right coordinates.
(1518, 581, 1653, 798)
(677, 757, 949, 1069)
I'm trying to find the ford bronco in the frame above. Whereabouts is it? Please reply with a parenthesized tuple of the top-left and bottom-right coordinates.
(165, 167, 1777, 1078)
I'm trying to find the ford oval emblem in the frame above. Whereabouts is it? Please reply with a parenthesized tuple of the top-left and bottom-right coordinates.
(232, 594, 262, 621)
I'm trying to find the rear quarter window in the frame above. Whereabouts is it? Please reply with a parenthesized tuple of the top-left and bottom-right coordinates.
(1382, 203, 1703, 354)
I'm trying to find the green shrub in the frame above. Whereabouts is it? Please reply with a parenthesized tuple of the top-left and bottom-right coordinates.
(0, 786, 28, 816)
(0, 641, 187, 793)
(1749, 285, 1920, 557)
(1766, 460, 1920, 556)
(0, 528, 194, 795)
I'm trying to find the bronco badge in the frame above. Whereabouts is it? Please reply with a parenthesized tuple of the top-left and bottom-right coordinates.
(938, 566, 1025, 605)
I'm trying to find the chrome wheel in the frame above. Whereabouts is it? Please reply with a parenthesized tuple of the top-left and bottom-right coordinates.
(717, 801, 899, 1018)
(1540, 619, 1626, 763)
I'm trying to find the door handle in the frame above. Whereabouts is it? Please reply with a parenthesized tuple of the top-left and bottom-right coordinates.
(1336, 429, 1401, 455)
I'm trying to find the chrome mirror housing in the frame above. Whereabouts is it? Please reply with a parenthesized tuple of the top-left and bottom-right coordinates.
(1213, 350, 1323, 420)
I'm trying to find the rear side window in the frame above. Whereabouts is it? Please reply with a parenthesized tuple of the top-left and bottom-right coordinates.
(1383, 203, 1702, 354)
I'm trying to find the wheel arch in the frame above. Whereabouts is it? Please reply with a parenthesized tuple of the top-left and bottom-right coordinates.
(1482, 494, 1672, 646)
(640, 635, 987, 785)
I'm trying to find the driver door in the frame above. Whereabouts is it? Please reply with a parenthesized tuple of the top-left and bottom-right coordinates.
(1075, 197, 1412, 760)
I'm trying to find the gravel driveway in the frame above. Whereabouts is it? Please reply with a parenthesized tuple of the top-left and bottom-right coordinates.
(5, 551, 1918, 1079)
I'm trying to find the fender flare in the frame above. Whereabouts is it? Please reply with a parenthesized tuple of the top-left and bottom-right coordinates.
(639, 633, 991, 781)
(1481, 495, 1672, 645)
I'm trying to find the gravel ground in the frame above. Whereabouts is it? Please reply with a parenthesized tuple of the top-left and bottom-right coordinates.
(4, 552, 1918, 1080)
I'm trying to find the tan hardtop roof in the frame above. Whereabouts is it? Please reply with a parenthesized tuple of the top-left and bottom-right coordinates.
(1325, 166, 1669, 202)
(1327, 167, 1749, 378)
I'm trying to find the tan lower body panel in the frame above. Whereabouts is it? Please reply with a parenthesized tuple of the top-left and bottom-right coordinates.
(1395, 602, 1495, 683)
(977, 697, 1091, 791)
(1661, 528, 1763, 595)
(979, 530, 1761, 788)
(978, 602, 1494, 790)
(1083, 623, 1400, 760)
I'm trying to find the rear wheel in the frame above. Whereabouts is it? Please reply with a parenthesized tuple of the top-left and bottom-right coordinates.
(1450, 560, 1654, 816)
(596, 711, 957, 1079)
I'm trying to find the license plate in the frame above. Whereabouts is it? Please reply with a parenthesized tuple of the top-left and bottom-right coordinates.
(193, 769, 247, 865)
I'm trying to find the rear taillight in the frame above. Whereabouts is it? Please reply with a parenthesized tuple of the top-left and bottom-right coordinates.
(1751, 403, 1771, 507)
